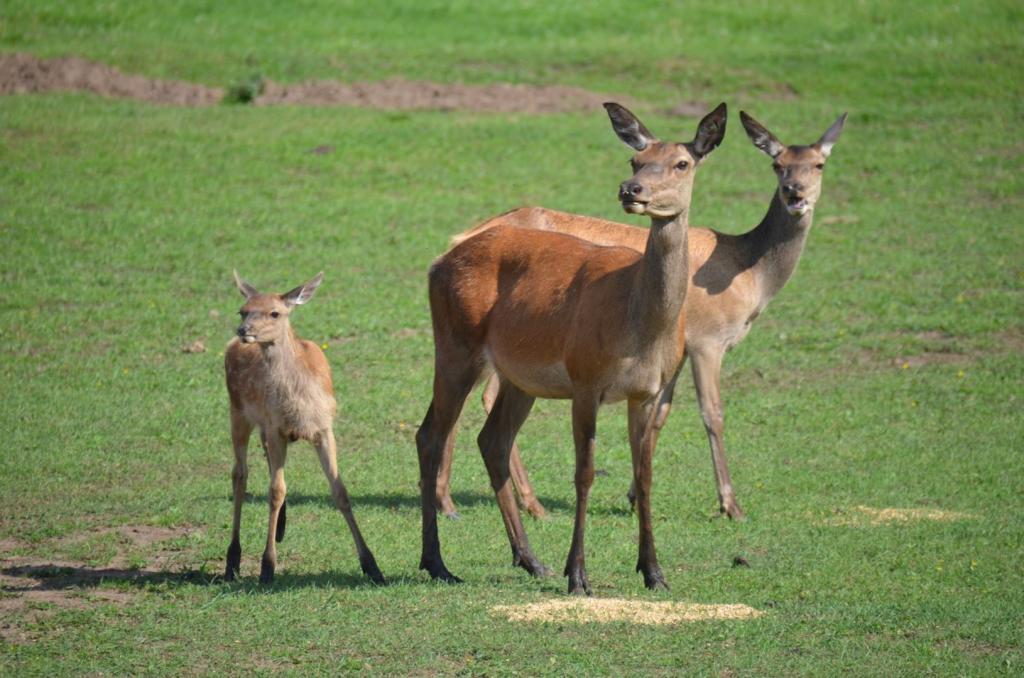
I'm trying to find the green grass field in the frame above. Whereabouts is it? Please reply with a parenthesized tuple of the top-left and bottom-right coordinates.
(2, 1, 1022, 675)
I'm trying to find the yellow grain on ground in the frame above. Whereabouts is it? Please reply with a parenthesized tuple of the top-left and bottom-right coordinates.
(821, 505, 974, 527)
(491, 599, 764, 624)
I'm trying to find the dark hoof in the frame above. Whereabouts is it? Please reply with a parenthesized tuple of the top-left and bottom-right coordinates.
(361, 554, 386, 585)
(259, 554, 275, 585)
(514, 551, 553, 578)
(275, 501, 287, 542)
(420, 558, 462, 584)
(225, 541, 241, 581)
(638, 564, 669, 591)
(566, 570, 592, 596)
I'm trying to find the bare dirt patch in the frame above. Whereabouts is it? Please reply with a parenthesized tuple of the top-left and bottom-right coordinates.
(0, 524, 203, 643)
(819, 505, 974, 527)
(491, 598, 764, 624)
(0, 53, 222, 106)
(0, 53, 625, 114)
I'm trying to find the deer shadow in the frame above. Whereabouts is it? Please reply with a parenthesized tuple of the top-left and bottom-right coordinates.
(1, 562, 393, 593)
(230, 490, 573, 514)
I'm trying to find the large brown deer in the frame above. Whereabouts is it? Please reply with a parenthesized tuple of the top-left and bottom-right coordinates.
(436, 110, 847, 522)
(417, 103, 727, 594)
(224, 271, 384, 585)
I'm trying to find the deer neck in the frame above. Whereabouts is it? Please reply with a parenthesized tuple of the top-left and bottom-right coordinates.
(259, 327, 303, 392)
(742, 192, 814, 308)
(629, 209, 690, 342)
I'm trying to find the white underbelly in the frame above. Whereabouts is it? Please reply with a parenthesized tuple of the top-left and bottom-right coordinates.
(486, 348, 573, 399)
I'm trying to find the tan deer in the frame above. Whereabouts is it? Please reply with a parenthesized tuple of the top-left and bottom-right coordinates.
(223, 271, 384, 585)
(416, 102, 727, 594)
(435, 110, 847, 522)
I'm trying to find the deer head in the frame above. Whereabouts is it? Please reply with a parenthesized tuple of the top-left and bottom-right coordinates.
(741, 111, 847, 216)
(233, 270, 324, 345)
(604, 102, 727, 219)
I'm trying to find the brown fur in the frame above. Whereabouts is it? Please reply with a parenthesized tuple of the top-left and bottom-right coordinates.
(223, 272, 383, 585)
(438, 111, 847, 521)
(416, 103, 727, 594)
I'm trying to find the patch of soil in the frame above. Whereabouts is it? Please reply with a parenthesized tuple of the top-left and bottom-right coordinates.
(0, 572, 137, 644)
(0, 53, 221, 106)
(890, 352, 970, 369)
(820, 505, 974, 527)
(0, 537, 28, 553)
(0, 53, 626, 114)
(256, 78, 621, 114)
(491, 598, 764, 624)
(0, 524, 204, 643)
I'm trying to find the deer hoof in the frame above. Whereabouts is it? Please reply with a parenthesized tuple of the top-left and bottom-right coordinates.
(361, 555, 386, 585)
(514, 551, 553, 578)
(566, 570, 592, 596)
(723, 501, 747, 521)
(639, 564, 669, 591)
(421, 558, 462, 584)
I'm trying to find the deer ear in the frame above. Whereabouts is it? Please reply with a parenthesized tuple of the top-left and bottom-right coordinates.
(604, 102, 657, 151)
(817, 112, 847, 158)
(740, 111, 785, 158)
(233, 270, 259, 299)
(691, 102, 727, 158)
(282, 271, 324, 307)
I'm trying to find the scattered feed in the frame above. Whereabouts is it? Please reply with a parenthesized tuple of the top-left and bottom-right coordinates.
(491, 598, 764, 624)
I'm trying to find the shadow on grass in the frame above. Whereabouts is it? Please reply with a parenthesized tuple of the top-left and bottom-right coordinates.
(226, 490, 574, 514)
(0, 563, 394, 593)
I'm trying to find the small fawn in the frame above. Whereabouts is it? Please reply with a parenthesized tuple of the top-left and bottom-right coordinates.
(223, 270, 384, 585)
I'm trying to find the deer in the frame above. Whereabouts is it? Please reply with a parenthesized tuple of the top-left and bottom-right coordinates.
(416, 102, 727, 594)
(223, 271, 384, 585)
(434, 110, 847, 522)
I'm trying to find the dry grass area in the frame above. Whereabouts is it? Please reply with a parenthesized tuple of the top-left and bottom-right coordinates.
(819, 506, 975, 528)
(491, 598, 764, 625)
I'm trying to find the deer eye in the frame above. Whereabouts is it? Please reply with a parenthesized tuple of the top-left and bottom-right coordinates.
(815, 163, 825, 170)
(675, 160, 689, 170)
(270, 311, 280, 319)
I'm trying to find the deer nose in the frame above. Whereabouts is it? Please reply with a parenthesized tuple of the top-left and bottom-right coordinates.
(782, 182, 803, 197)
(619, 181, 645, 200)
(236, 326, 248, 337)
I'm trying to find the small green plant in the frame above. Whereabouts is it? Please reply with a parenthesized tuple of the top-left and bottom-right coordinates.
(222, 71, 264, 105)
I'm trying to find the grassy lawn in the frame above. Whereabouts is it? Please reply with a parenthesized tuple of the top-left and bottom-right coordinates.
(1, 1, 1022, 675)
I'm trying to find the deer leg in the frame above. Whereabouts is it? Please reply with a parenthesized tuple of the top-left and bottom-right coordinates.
(477, 379, 551, 577)
(260, 432, 288, 584)
(628, 397, 668, 590)
(627, 363, 684, 508)
(225, 409, 251, 581)
(434, 420, 460, 520)
(565, 395, 598, 595)
(314, 429, 385, 584)
(476, 373, 547, 520)
(258, 430, 286, 541)
(417, 357, 481, 583)
(691, 348, 745, 520)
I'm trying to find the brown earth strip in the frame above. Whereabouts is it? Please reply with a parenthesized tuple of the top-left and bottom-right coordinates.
(0, 52, 629, 113)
